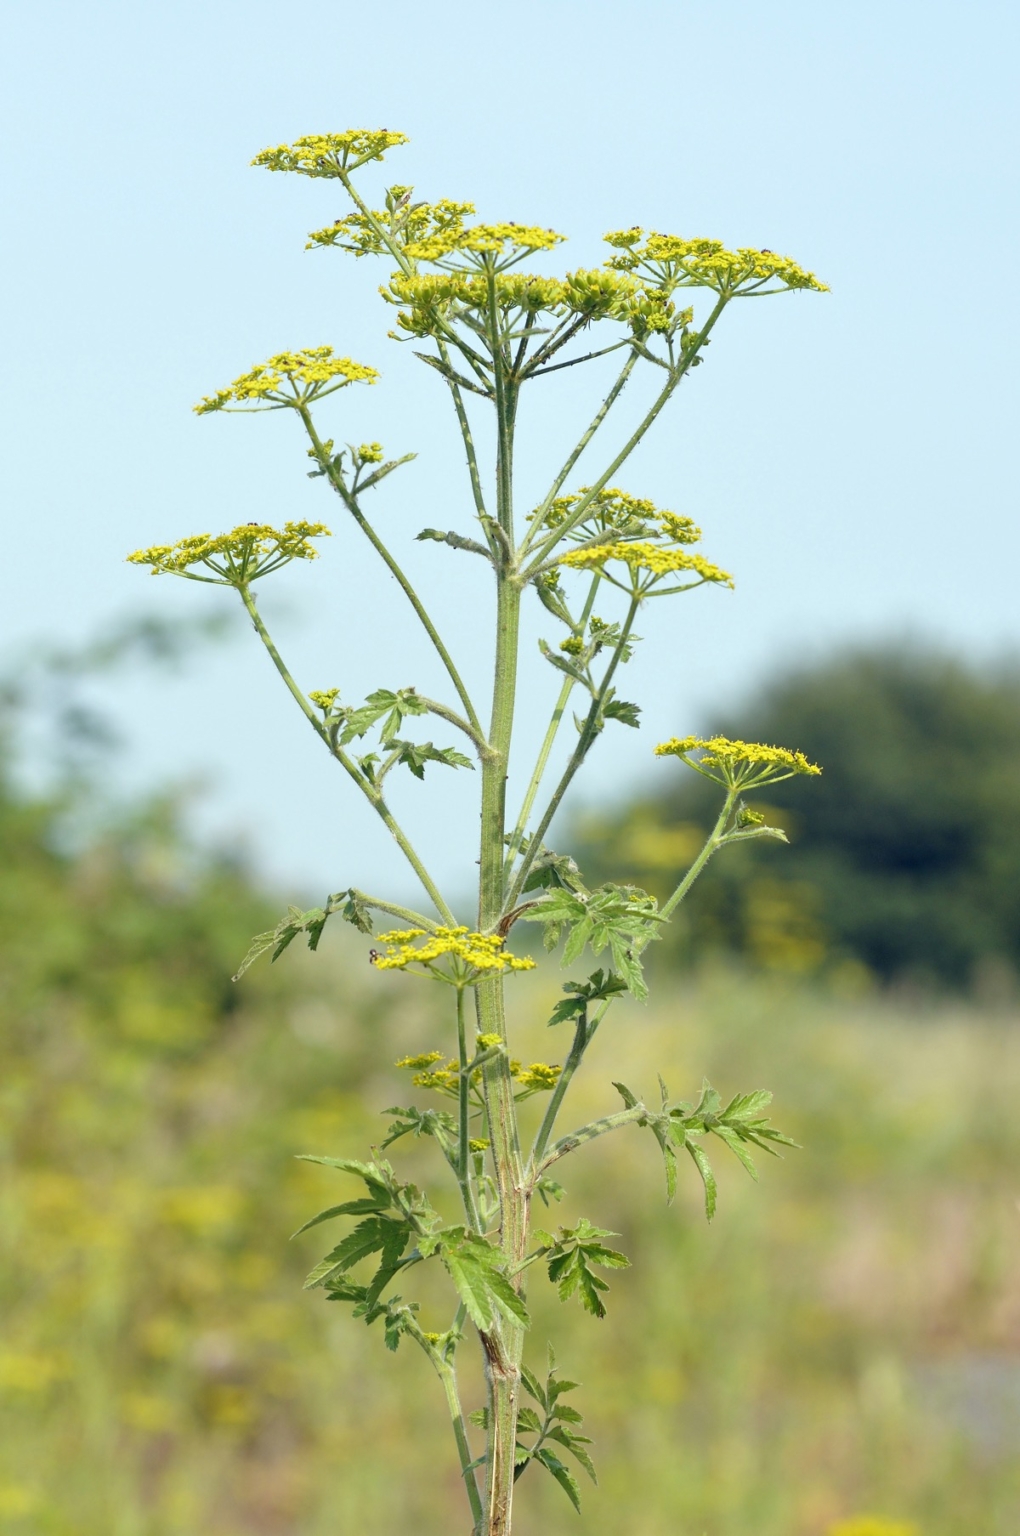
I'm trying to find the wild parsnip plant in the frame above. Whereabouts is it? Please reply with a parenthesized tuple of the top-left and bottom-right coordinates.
(130, 129, 826, 1536)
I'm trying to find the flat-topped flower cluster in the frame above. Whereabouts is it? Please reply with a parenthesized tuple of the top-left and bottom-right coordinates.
(371, 926, 536, 980)
(656, 735, 822, 788)
(194, 347, 377, 415)
(127, 521, 331, 585)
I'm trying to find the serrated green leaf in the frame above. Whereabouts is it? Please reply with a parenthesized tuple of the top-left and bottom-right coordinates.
(534, 1447, 582, 1512)
(520, 1364, 547, 1408)
(602, 697, 641, 728)
(546, 1426, 598, 1483)
(468, 1407, 489, 1428)
(686, 1139, 718, 1220)
(547, 1376, 580, 1400)
(723, 1089, 774, 1120)
(290, 1195, 389, 1239)
(516, 1406, 543, 1433)
(711, 1123, 760, 1179)
(440, 1232, 530, 1331)
(304, 1214, 407, 1290)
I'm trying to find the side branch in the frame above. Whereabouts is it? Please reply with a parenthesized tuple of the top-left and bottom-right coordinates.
(238, 586, 456, 923)
(298, 407, 484, 736)
(535, 1104, 647, 1177)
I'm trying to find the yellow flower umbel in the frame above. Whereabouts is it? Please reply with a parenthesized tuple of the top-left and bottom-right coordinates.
(604, 229, 829, 298)
(655, 735, 821, 789)
(561, 542, 733, 589)
(194, 347, 378, 415)
(127, 521, 331, 586)
(394, 1049, 559, 1100)
(252, 130, 409, 177)
(372, 927, 535, 984)
(552, 490, 732, 597)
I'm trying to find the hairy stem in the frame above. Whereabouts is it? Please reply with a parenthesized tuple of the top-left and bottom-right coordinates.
(436, 1356, 484, 1531)
(537, 1104, 647, 1175)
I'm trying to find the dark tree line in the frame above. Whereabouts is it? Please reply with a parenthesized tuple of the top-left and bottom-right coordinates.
(573, 646, 1020, 987)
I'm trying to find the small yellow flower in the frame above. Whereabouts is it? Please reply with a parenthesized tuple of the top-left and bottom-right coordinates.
(468, 1138, 490, 1153)
(194, 347, 378, 414)
(127, 521, 330, 586)
(395, 1051, 444, 1071)
(655, 735, 821, 788)
(476, 1033, 503, 1051)
(560, 542, 733, 587)
(515, 1063, 562, 1091)
(370, 926, 535, 981)
(404, 221, 566, 263)
(252, 131, 409, 178)
(604, 228, 829, 296)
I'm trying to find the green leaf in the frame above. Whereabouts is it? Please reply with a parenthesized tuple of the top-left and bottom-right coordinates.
(534, 1176, 565, 1206)
(710, 1123, 760, 1179)
(538, 637, 591, 687)
(542, 1219, 630, 1319)
(304, 1214, 409, 1290)
(392, 739, 474, 780)
(686, 1139, 718, 1220)
(520, 1364, 547, 1408)
(546, 1426, 597, 1483)
(295, 1155, 395, 1197)
(612, 1080, 638, 1110)
(534, 1447, 582, 1512)
(380, 1105, 457, 1149)
(439, 1230, 530, 1332)
(516, 1406, 542, 1433)
(519, 885, 661, 996)
(546, 968, 625, 1026)
(290, 1195, 389, 1239)
(602, 697, 641, 728)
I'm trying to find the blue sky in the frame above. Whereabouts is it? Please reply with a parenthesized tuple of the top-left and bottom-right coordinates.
(3, 0, 1018, 905)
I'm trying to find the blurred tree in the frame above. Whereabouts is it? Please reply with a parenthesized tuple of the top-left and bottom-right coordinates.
(572, 646, 1020, 986)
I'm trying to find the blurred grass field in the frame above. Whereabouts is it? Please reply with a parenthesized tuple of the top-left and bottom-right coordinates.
(3, 814, 1019, 1536)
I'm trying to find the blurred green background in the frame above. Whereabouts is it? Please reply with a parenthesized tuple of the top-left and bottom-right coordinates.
(2, 639, 1020, 1536)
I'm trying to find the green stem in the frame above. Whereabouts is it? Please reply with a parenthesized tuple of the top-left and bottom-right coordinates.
(474, 312, 527, 1528)
(505, 596, 640, 910)
(437, 337, 490, 523)
(537, 1104, 647, 1175)
(238, 585, 456, 924)
(299, 408, 484, 736)
(457, 987, 482, 1231)
(436, 1357, 484, 1531)
(521, 301, 728, 577)
(529, 1009, 589, 1169)
(346, 890, 439, 932)
(503, 574, 602, 877)
(517, 351, 639, 559)
(658, 792, 736, 926)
